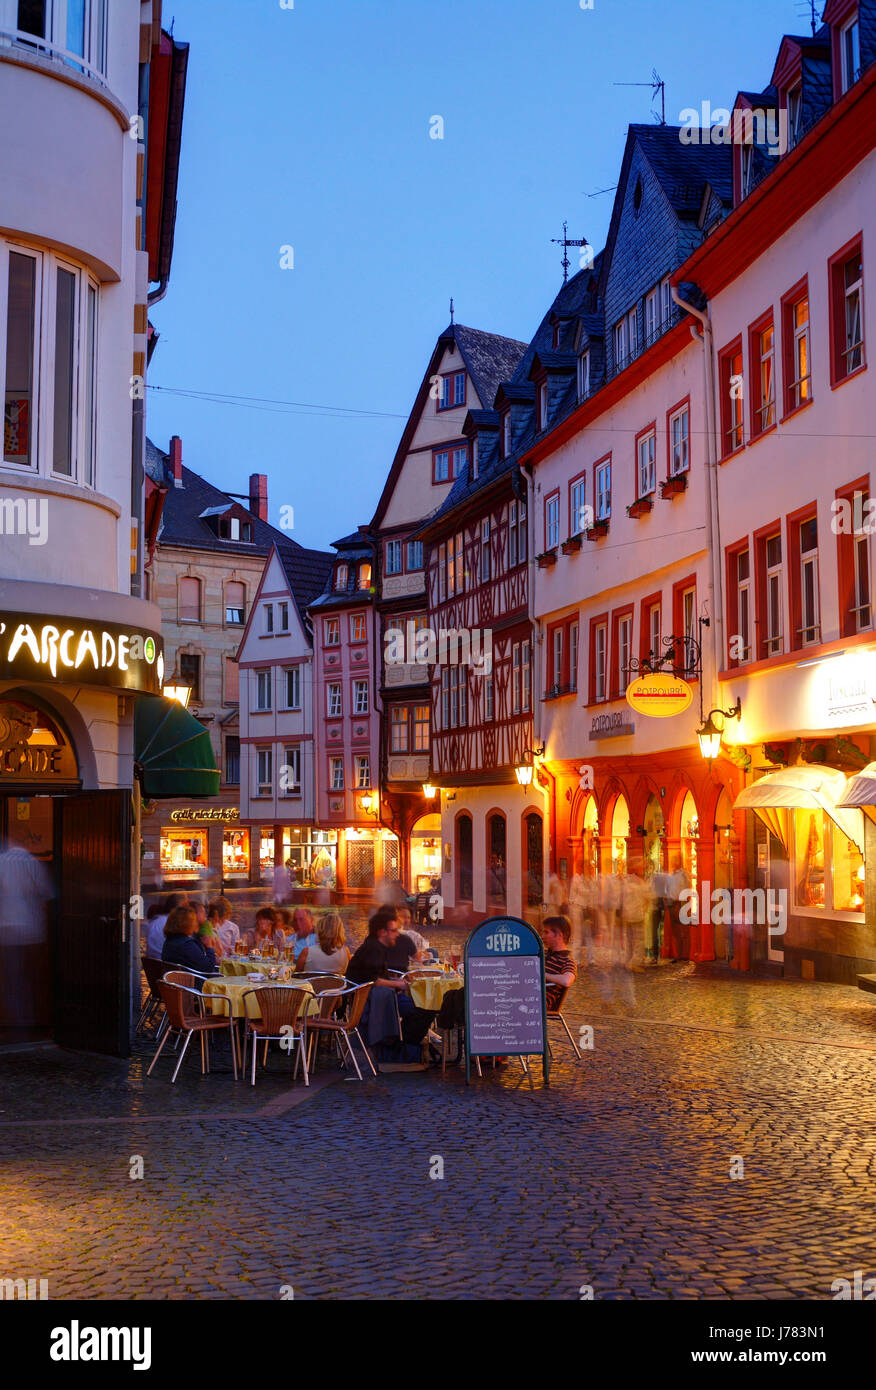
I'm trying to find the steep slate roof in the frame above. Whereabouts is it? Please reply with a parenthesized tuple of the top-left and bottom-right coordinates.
(146, 437, 332, 625)
(309, 529, 375, 611)
(626, 124, 733, 220)
(369, 323, 527, 530)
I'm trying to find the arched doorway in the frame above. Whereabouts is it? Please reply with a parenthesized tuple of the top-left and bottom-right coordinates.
(582, 797, 599, 874)
(523, 810, 543, 908)
(410, 813, 441, 893)
(678, 790, 699, 893)
(610, 795, 630, 874)
(642, 793, 665, 879)
(487, 811, 507, 906)
(455, 813, 473, 903)
(713, 788, 734, 960)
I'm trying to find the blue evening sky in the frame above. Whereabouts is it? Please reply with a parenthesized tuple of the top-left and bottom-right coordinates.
(147, 0, 812, 552)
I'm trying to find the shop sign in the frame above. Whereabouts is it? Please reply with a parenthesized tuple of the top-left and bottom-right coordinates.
(0, 613, 164, 694)
(464, 915, 548, 1085)
(819, 652, 876, 727)
(0, 699, 79, 783)
(589, 712, 636, 740)
(626, 673, 693, 718)
(170, 808, 240, 823)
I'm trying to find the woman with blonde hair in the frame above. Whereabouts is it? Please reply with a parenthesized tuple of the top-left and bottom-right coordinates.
(297, 912, 350, 975)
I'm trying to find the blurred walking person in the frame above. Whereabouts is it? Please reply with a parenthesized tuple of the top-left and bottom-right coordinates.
(0, 842, 54, 1032)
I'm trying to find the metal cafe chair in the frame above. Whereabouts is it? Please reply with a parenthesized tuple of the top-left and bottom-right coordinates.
(154, 968, 215, 1044)
(147, 980, 238, 1084)
(137, 957, 166, 1036)
(304, 982, 377, 1081)
(240, 986, 312, 1088)
(546, 985, 582, 1061)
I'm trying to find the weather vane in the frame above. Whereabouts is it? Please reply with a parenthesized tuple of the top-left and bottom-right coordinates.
(551, 221, 590, 284)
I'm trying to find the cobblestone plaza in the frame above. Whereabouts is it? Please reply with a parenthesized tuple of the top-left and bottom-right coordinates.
(3, 960, 876, 1302)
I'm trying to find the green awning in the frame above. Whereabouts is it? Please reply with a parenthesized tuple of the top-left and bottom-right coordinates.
(135, 695, 220, 798)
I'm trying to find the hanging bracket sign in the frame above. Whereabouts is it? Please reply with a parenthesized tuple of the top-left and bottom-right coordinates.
(626, 672, 693, 718)
(464, 915, 549, 1085)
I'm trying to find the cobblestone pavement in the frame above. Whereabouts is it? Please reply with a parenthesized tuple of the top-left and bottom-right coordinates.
(3, 962, 876, 1300)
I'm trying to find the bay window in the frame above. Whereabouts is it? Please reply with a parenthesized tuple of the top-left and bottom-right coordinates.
(1, 243, 98, 482)
(7, 0, 108, 80)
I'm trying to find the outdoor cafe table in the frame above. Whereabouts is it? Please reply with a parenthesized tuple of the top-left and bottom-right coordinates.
(408, 972, 463, 1012)
(202, 974, 319, 1021)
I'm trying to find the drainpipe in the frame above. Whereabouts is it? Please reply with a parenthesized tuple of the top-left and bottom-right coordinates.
(522, 461, 554, 884)
(671, 285, 723, 708)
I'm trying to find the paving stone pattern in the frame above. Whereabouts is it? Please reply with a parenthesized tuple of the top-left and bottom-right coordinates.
(3, 962, 876, 1300)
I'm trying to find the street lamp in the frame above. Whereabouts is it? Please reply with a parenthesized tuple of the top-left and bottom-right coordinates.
(163, 678, 192, 708)
(360, 791, 376, 814)
(515, 742, 546, 788)
(696, 698, 742, 761)
(422, 781, 438, 799)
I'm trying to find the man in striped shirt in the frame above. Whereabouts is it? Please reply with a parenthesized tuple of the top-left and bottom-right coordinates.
(542, 916, 578, 1011)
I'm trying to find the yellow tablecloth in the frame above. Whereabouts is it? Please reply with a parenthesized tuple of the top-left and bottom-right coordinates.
(203, 976, 317, 1021)
(220, 957, 293, 977)
(409, 974, 463, 1012)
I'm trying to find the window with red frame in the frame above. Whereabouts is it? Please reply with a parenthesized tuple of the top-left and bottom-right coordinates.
(667, 401, 689, 476)
(719, 340, 744, 456)
(725, 544, 752, 667)
(829, 237, 865, 386)
(781, 280, 811, 415)
(755, 528, 784, 659)
(835, 479, 873, 636)
(545, 491, 560, 550)
(640, 594, 662, 666)
(671, 579, 698, 673)
(546, 622, 577, 696)
(569, 472, 588, 535)
(787, 509, 821, 651)
(610, 607, 634, 698)
(324, 617, 340, 647)
(749, 313, 776, 437)
(438, 371, 466, 411)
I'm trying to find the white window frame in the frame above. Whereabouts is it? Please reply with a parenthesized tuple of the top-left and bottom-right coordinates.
(3, 0, 109, 82)
(282, 745, 301, 796)
(594, 623, 607, 703)
(434, 450, 449, 482)
(682, 588, 696, 669)
(256, 669, 272, 712)
(353, 679, 369, 715)
(614, 319, 626, 369)
(669, 405, 690, 475)
(503, 412, 512, 457)
(660, 276, 671, 328)
(480, 518, 491, 583)
(637, 429, 656, 498)
(330, 756, 344, 791)
(844, 254, 864, 374)
(327, 682, 342, 718)
(645, 287, 658, 345)
(522, 640, 531, 711)
(841, 14, 861, 94)
(787, 84, 802, 147)
(578, 350, 590, 400)
(324, 618, 340, 647)
(406, 540, 423, 571)
(538, 380, 549, 431)
(627, 307, 638, 360)
(256, 747, 273, 796)
(595, 461, 611, 521)
(546, 493, 560, 550)
(800, 519, 820, 647)
(791, 296, 811, 408)
(552, 627, 564, 693)
(648, 603, 662, 664)
(571, 476, 587, 535)
(264, 604, 274, 635)
(512, 643, 521, 714)
(766, 535, 783, 655)
(452, 445, 467, 478)
(756, 324, 775, 432)
(350, 613, 367, 643)
(854, 529, 872, 632)
(737, 551, 751, 661)
(618, 615, 632, 696)
(471, 436, 479, 480)
(509, 501, 518, 567)
(355, 755, 371, 790)
(278, 601, 289, 633)
(484, 675, 494, 722)
(283, 666, 301, 710)
(570, 622, 579, 693)
(385, 539, 402, 575)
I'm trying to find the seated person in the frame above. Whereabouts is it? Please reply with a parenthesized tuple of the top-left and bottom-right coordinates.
(208, 897, 240, 955)
(243, 907, 286, 955)
(286, 906, 318, 963)
(347, 911, 434, 1064)
(297, 912, 350, 975)
(543, 915, 578, 1011)
(162, 905, 218, 976)
(393, 906, 430, 961)
(192, 896, 225, 958)
(144, 892, 188, 961)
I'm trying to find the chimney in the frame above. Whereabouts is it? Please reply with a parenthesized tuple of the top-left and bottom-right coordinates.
(249, 472, 268, 522)
(169, 435, 183, 488)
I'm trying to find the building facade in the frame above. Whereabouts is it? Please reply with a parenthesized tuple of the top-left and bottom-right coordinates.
(0, 1, 186, 1052)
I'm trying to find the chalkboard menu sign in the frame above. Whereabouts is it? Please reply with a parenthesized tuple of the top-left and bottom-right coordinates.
(464, 915, 549, 1084)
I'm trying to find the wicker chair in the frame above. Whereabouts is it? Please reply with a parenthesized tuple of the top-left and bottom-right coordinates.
(137, 957, 166, 1035)
(546, 984, 581, 1060)
(304, 982, 376, 1081)
(147, 980, 238, 1083)
(240, 986, 312, 1087)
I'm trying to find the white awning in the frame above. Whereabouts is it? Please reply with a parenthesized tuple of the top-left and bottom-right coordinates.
(838, 762, 876, 825)
(734, 766, 864, 853)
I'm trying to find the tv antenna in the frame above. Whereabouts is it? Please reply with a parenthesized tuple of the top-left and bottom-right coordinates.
(614, 68, 665, 125)
(551, 221, 590, 284)
(795, 1, 822, 36)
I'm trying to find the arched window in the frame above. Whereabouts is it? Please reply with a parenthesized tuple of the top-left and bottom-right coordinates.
(487, 812, 507, 904)
(642, 794, 665, 877)
(610, 795, 630, 873)
(456, 814, 473, 902)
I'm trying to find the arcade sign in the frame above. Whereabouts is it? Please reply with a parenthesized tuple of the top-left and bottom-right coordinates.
(0, 613, 164, 695)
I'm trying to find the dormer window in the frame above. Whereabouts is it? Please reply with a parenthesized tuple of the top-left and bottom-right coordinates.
(741, 144, 754, 198)
(502, 412, 512, 457)
(334, 563, 348, 591)
(840, 13, 861, 93)
(787, 85, 802, 148)
(538, 381, 549, 431)
(214, 511, 253, 542)
(358, 563, 372, 591)
(578, 351, 590, 400)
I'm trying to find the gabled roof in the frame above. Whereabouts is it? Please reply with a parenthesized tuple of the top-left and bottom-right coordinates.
(145, 437, 333, 624)
(369, 323, 527, 530)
